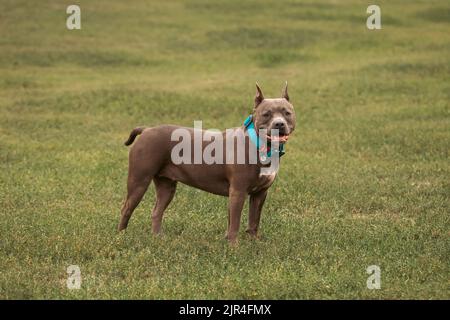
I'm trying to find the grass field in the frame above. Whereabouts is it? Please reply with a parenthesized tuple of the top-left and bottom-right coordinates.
(0, 0, 449, 299)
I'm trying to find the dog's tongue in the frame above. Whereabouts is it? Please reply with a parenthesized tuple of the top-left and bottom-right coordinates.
(267, 135, 289, 143)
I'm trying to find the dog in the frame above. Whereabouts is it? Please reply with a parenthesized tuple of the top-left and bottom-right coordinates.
(118, 83, 296, 243)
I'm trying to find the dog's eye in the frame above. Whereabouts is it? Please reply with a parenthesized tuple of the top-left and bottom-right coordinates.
(284, 111, 292, 116)
(262, 112, 271, 118)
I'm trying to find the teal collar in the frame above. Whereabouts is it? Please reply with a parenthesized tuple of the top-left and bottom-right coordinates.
(244, 115, 285, 160)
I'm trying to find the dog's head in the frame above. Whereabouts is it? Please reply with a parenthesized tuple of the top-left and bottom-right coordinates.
(252, 82, 296, 143)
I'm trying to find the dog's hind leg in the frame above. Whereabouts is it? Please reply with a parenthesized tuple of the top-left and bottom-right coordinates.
(118, 175, 152, 231)
(151, 176, 177, 234)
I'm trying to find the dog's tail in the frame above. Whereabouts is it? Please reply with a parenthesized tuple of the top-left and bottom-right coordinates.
(124, 127, 146, 146)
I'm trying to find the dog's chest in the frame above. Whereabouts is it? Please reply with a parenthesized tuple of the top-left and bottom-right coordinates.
(250, 171, 277, 193)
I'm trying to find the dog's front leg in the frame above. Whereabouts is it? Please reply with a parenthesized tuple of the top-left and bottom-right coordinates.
(225, 188, 247, 243)
(247, 189, 268, 238)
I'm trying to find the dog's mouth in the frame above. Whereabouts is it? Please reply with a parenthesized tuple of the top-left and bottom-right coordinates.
(266, 134, 290, 143)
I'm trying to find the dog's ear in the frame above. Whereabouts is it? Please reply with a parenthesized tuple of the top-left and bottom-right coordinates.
(281, 81, 289, 101)
(254, 83, 264, 109)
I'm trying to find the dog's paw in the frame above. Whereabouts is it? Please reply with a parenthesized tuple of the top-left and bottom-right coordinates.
(245, 229, 260, 240)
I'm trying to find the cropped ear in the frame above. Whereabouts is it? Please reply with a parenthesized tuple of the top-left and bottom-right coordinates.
(281, 81, 289, 101)
(254, 83, 264, 109)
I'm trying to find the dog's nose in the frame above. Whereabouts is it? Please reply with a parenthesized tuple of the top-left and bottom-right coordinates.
(273, 121, 285, 129)
(273, 121, 286, 133)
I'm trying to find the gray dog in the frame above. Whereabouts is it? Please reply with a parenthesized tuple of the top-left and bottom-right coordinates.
(118, 83, 296, 243)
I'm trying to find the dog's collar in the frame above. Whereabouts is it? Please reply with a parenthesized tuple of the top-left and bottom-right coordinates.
(243, 115, 285, 161)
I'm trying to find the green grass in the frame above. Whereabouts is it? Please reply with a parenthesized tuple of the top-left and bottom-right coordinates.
(0, 0, 449, 299)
